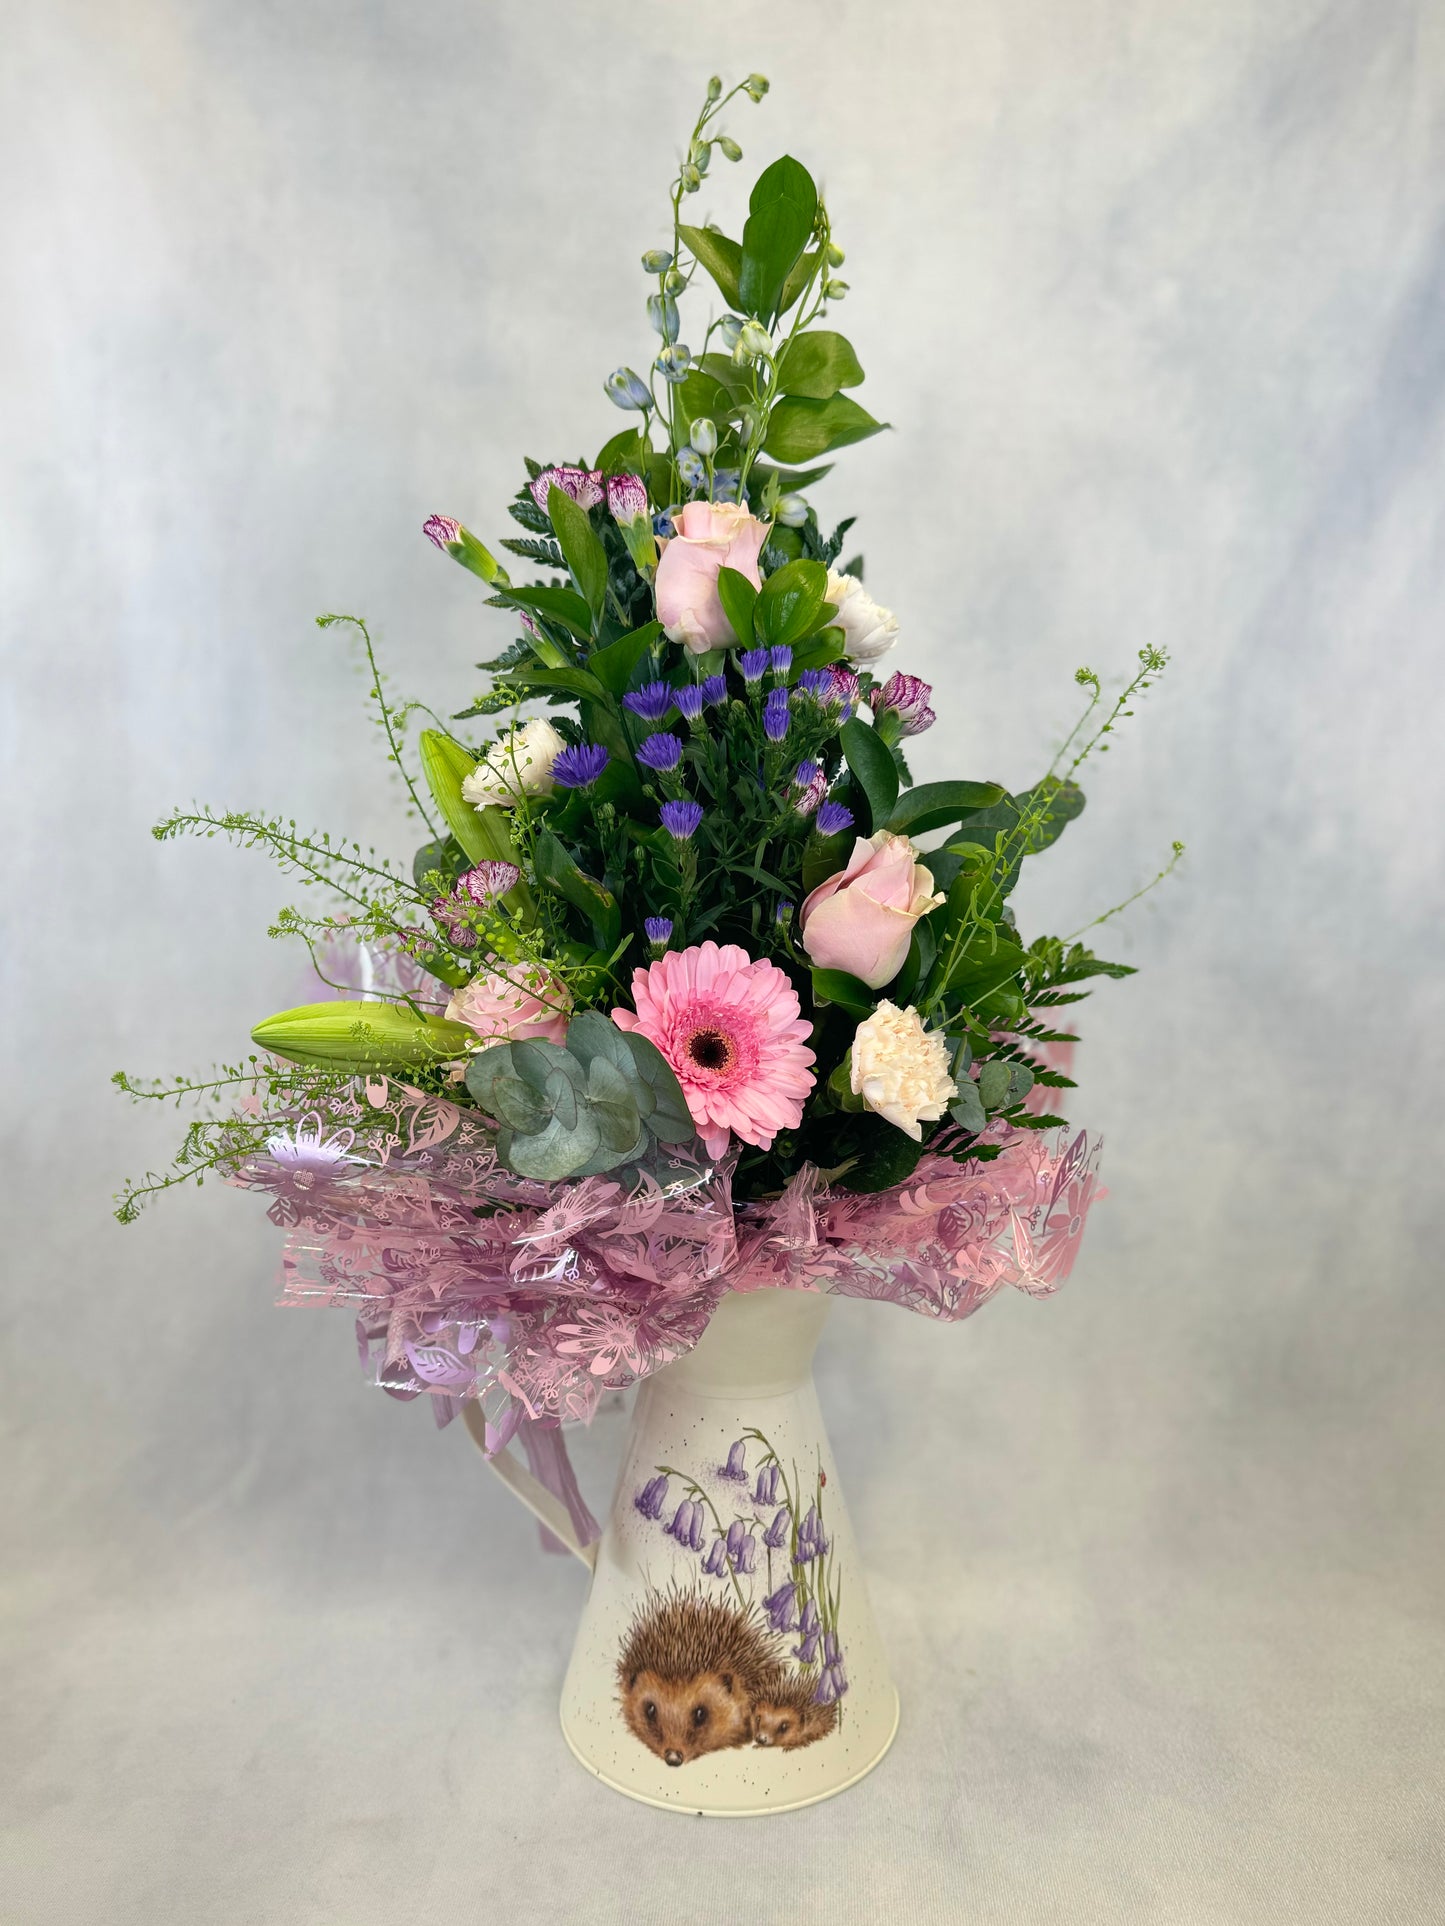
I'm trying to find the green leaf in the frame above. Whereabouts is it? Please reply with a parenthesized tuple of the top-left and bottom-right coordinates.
(775, 331, 864, 399)
(836, 1115, 925, 1193)
(494, 583, 594, 642)
(755, 557, 828, 647)
(777, 246, 823, 316)
(251, 1001, 473, 1073)
(621, 1031, 695, 1144)
(1015, 775, 1086, 854)
(763, 394, 886, 464)
(788, 629, 846, 676)
(810, 968, 875, 1018)
(596, 428, 648, 474)
(547, 484, 608, 626)
(802, 834, 851, 894)
(886, 779, 1008, 837)
(949, 1081, 987, 1134)
(942, 931, 1028, 1006)
(716, 566, 759, 645)
(588, 622, 662, 696)
(533, 829, 621, 949)
(504, 665, 607, 703)
(749, 460, 835, 493)
(738, 156, 819, 321)
(892, 922, 937, 1007)
(674, 370, 732, 438)
(697, 352, 756, 400)
(839, 718, 900, 835)
(678, 224, 743, 309)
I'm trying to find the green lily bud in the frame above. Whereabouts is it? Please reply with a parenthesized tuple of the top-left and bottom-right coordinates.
(252, 1001, 474, 1073)
(422, 517, 510, 588)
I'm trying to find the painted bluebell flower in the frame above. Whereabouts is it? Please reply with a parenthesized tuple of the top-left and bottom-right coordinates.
(763, 1504, 790, 1549)
(815, 1658, 848, 1703)
(623, 681, 676, 722)
(637, 732, 683, 773)
(674, 683, 705, 722)
(763, 687, 790, 743)
(794, 1503, 829, 1564)
(754, 1463, 781, 1506)
(701, 674, 728, 707)
(794, 1598, 822, 1663)
(660, 799, 703, 840)
(666, 1498, 706, 1553)
(552, 743, 610, 790)
(739, 648, 768, 685)
(764, 1581, 800, 1634)
(815, 801, 854, 838)
(726, 1519, 758, 1575)
(702, 1535, 729, 1577)
(719, 1439, 748, 1482)
(634, 1473, 669, 1520)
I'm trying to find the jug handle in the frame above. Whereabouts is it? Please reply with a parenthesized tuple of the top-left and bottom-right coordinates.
(460, 1402, 598, 1570)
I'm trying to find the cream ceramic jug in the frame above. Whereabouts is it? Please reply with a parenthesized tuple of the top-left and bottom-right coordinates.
(465, 1287, 899, 1815)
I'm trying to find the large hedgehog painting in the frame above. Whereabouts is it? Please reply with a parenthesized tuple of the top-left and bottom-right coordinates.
(618, 1588, 837, 1767)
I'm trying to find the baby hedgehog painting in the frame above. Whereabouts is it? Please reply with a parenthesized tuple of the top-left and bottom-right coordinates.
(618, 1588, 838, 1767)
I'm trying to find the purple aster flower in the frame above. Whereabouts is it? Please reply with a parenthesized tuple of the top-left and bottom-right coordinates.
(645, 916, 673, 955)
(702, 1535, 729, 1577)
(796, 669, 834, 703)
(423, 514, 461, 549)
(794, 1598, 822, 1664)
(775, 899, 794, 930)
(701, 674, 728, 707)
(764, 1581, 800, 1634)
(529, 464, 604, 513)
(660, 800, 703, 841)
(634, 1473, 669, 1520)
(739, 648, 768, 684)
(792, 761, 827, 817)
(666, 1499, 706, 1553)
(872, 670, 936, 737)
(552, 743, 609, 790)
(674, 683, 705, 722)
(637, 732, 683, 773)
(763, 1505, 791, 1550)
(623, 680, 675, 722)
(763, 687, 790, 743)
(769, 644, 793, 675)
(719, 1439, 748, 1482)
(816, 801, 854, 837)
(754, 1464, 781, 1506)
(726, 1520, 757, 1575)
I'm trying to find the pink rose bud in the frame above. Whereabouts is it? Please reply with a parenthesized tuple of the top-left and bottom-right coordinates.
(444, 959, 571, 1047)
(872, 671, 936, 738)
(799, 831, 946, 990)
(653, 501, 771, 653)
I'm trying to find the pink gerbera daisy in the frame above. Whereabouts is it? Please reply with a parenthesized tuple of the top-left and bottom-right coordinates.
(612, 941, 815, 1161)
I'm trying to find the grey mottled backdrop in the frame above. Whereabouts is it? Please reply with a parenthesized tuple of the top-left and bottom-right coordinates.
(4, 2, 1443, 1920)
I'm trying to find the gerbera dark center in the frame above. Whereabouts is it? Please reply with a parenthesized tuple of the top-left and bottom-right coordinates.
(686, 1026, 736, 1073)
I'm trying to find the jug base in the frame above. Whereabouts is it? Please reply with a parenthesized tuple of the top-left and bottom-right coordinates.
(559, 1687, 900, 1817)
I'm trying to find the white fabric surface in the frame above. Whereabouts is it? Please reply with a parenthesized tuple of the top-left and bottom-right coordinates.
(3, 1, 1443, 1919)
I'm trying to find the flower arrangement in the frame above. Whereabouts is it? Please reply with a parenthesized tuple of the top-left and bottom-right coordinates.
(116, 75, 1177, 1458)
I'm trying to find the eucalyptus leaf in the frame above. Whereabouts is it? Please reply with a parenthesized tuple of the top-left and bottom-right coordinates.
(949, 1081, 987, 1134)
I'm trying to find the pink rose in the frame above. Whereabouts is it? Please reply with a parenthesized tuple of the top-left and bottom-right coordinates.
(799, 832, 945, 989)
(653, 502, 770, 653)
(444, 959, 571, 1046)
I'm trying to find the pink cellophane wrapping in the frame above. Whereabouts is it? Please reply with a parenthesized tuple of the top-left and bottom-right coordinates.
(238, 949, 1099, 1544)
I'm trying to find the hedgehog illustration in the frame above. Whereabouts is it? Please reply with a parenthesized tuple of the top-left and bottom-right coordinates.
(618, 1588, 782, 1768)
(749, 1664, 840, 1751)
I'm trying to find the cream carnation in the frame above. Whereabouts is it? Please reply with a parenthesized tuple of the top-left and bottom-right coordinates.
(462, 718, 566, 808)
(824, 569, 899, 664)
(849, 1001, 957, 1140)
